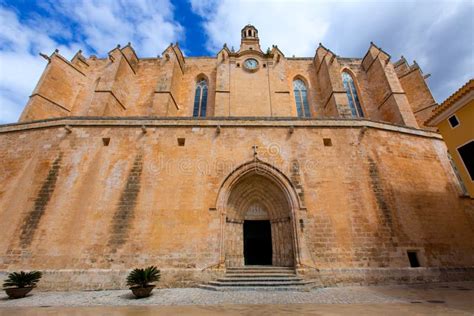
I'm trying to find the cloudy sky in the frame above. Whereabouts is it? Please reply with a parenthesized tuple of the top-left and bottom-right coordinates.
(0, 0, 472, 124)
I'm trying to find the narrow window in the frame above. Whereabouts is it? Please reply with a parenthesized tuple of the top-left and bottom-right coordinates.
(342, 72, 364, 118)
(193, 79, 208, 117)
(457, 140, 474, 181)
(407, 251, 420, 267)
(293, 79, 311, 118)
(448, 115, 460, 128)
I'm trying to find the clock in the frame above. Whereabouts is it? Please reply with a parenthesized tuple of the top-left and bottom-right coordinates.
(244, 58, 258, 71)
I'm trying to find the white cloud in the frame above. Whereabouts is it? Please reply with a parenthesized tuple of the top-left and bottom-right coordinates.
(52, 0, 184, 56)
(190, 0, 473, 103)
(190, 0, 330, 56)
(0, 90, 25, 124)
(0, 52, 46, 97)
(0, 1, 184, 124)
(0, 7, 62, 124)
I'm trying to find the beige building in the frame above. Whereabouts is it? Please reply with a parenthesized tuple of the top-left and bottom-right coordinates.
(0, 25, 473, 290)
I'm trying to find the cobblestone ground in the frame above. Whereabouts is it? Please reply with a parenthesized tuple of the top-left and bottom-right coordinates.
(0, 282, 473, 315)
(0, 286, 404, 307)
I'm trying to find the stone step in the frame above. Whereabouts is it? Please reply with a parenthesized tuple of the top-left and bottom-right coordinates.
(226, 268, 295, 273)
(208, 280, 313, 287)
(227, 268, 295, 270)
(198, 266, 315, 291)
(227, 266, 294, 270)
(217, 276, 303, 282)
(222, 273, 298, 278)
(226, 271, 295, 275)
(198, 284, 313, 292)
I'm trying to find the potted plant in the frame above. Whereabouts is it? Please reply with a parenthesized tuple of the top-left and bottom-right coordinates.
(126, 266, 160, 298)
(3, 271, 42, 299)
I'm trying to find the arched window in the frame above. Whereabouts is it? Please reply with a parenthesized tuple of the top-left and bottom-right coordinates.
(193, 79, 208, 117)
(342, 72, 364, 117)
(293, 79, 311, 117)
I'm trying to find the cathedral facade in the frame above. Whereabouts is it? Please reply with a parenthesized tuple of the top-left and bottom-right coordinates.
(0, 25, 472, 289)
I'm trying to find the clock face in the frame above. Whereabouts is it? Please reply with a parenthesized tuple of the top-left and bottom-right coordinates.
(244, 58, 258, 70)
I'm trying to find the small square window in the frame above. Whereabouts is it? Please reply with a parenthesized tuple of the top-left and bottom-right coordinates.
(323, 138, 332, 147)
(177, 138, 185, 146)
(102, 138, 110, 146)
(448, 115, 459, 128)
(407, 250, 420, 268)
(236, 63, 240, 68)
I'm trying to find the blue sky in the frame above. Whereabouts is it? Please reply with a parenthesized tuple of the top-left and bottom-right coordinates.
(0, 0, 473, 124)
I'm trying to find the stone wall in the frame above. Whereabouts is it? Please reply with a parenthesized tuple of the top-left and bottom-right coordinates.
(0, 118, 472, 289)
(19, 40, 437, 130)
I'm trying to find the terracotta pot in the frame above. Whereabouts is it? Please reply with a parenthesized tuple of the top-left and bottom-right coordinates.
(4, 287, 34, 299)
(130, 285, 155, 298)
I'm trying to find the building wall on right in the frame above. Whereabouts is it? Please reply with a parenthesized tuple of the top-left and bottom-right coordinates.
(426, 79, 474, 198)
(437, 100, 474, 197)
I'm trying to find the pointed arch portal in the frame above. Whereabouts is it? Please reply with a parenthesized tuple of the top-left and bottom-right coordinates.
(216, 161, 303, 267)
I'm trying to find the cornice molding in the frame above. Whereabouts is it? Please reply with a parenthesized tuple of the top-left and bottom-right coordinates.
(0, 117, 442, 140)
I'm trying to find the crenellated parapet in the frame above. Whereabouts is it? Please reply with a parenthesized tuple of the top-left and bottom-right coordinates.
(267, 45, 293, 117)
(20, 50, 88, 121)
(314, 43, 348, 118)
(88, 44, 138, 116)
(152, 43, 185, 116)
(394, 56, 437, 129)
(17, 25, 438, 133)
(361, 43, 418, 127)
(71, 50, 90, 73)
(214, 44, 232, 116)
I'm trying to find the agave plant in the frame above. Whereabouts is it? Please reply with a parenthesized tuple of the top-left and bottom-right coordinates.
(3, 271, 42, 289)
(126, 266, 160, 288)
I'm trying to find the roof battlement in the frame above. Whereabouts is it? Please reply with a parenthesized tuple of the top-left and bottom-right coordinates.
(18, 25, 435, 131)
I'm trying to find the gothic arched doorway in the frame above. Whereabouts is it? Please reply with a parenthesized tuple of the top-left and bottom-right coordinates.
(217, 161, 301, 267)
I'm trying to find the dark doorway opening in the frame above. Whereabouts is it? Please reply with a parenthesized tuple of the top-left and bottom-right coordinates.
(458, 140, 474, 181)
(407, 251, 421, 267)
(244, 220, 272, 265)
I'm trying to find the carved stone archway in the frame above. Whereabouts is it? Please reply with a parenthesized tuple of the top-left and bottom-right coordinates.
(215, 160, 303, 267)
